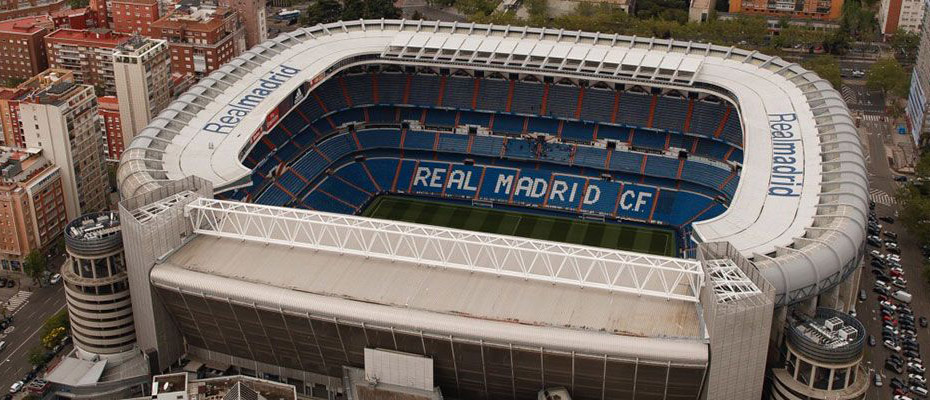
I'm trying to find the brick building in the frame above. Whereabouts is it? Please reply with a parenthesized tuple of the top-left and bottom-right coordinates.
(111, 0, 159, 37)
(151, 2, 245, 80)
(0, 16, 53, 82)
(728, 0, 844, 20)
(0, 147, 67, 272)
(218, 0, 264, 48)
(97, 95, 122, 161)
(44, 28, 130, 96)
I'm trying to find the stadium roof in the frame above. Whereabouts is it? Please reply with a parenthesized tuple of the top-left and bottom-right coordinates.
(151, 218, 708, 364)
(119, 19, 866, 306)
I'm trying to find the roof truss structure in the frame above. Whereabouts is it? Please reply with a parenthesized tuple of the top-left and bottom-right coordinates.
(185, 198, 704, 302)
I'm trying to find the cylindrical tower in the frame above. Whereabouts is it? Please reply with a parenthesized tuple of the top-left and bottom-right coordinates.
(62, 211, 136, 358)
(769, 308, 869, 400)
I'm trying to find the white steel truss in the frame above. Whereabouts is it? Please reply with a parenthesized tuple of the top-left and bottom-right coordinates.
(704, 259, 762, 303)
(185, 198, 704, 302)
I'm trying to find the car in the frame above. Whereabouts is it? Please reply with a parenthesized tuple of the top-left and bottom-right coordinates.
(876, 287, 891, 296)
(912, 386, 929, 398)
(883, 300, 899, 310)
(911, 363, 926, 374)
(883, 216, 898, 223)
(8, 381, 21, 394)
(889, 254, 903, 262)
(872, 250, 885, 258)
(870, 335, 877, 346)
(905, 350, 921, 359)
(891, 361, 907, 374)
(895, 280, 909, 289)
(860, 290, 868, 301)
(886, 230, 900, 239)
(49, 273, 60, 285)
(869, 238, 883, 247)
(888, 340, 904, 352)
(921, 317, 928, 328)
(890, 247, 903, 255)
(896, 395, 915, 400)
(6, 280, 13, 288)
(877, 373, 886, 386)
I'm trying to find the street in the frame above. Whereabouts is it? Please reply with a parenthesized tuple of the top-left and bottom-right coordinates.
(0, 282, 64, 395)
(850, 79, 930, 399)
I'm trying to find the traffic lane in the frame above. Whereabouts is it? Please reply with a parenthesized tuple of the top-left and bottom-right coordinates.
(0, 283, 65, 392)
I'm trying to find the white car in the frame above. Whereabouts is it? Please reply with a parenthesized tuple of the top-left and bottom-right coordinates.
(49, 273, 61, 285)
(911, 386, 929, 397)
(882, 300, 899, 310)
(9, 381, 22, 393)
(889, 254, 902, 262)
(894, 395, 914, 400)
(910, 362, 926, 373)
(910, 374, 927, 385)
(872, 250, 885, 259)
(886, 339, 902, 352)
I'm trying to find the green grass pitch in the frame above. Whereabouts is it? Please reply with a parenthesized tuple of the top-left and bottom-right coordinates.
(361, 196, 677, 257)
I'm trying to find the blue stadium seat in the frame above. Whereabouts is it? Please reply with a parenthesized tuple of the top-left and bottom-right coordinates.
(357, 129, 401, 149)
(257, 184, 291, 207)
(631, 129, 666, 150)
(693, 139, 730, 160)
(597, 125, 629, 142)
(377, 74, 407, 105)
(343, 74, 374, 106)
(546, 84, 579, 118)
(574, 146, 606, 168)
(616, 92, 652, 127)
(526, 117, 558, 135)
(609, 151, 643, 174)
(722, 111, 742, 146)
(689, 100, 727, 138)
(364, 158, 400, 190)
(476, 79, 509, 112)
(303, 190, 355, 214)
(425, 109, 457, 127)
(494, 114, 525, 134)
(443, 77, 474, 109)
(561, 120, 595, 142)
(504, 138, 536, 159)
(579, 87, 614, 122)
(652, 96, 688, 132)
(680, 160, 729, 190)
(334, 163, 379, 193)
(510, 82, 544, 115)
(315, 79, 348, 111)
(317, 176, 369, 208)
(404, 131, 435, 150)
(366, 106, 396, 124)
(459, 111, 491, 126)
(470, 135, 503, 157)
(438, 133, 469, 154)
(330, 108, 365, 128)
(407, 75, 441, 106)
(645, 156, 679, 180)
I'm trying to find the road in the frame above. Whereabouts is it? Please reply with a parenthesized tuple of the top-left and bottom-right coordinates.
(852, 87, 930, 399)
(0, 282, 65, 394)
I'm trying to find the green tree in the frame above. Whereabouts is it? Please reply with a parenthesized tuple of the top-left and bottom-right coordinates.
(342, 0, 365, 19)
(0, 77, 25, 88)
(68, 0, 89, 7)
(803, 55, 843, 89)
(27, 346, 46, 367)
(301, 0, 342, 26)
(896, 183, 930, 244)
(40, 309, 69, 343)
(365, 0, 400, 19)
(22, 250, 45, 286)
(891, 30, 920, 62)
(866, 57, 910, 99)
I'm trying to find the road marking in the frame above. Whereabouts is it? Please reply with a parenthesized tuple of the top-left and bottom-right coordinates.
(4, 291, 31, 314)
(869, 188, 896, 206)
(0, 303, 65, 369)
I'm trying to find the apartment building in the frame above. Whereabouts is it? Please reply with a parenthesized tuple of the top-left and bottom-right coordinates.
(19, 76, 108, 220)
(218, 0, 265, 48)
(111, 0, 159, 37)
(0, 69, 74, 148)
(150, 2, 245, 79)
(0, 16, 53, 82)
(879, 0, 925, 35)
(728, 0, 844, 20)
(97, 95, 122, 161)
(0, 147, 66, 272)
(44, 29, 130, 96)
(113, 36, 169, 152)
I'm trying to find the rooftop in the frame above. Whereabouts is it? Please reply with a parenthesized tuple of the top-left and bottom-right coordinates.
(152, 374, 297, 400)
(66, 211, 119, 241)
(0, 15, 52, 34)
(45, 28, 130, 47)
(114, 35, 163, 55)
(0, 147, 52, 186)
(98, 95, 119, 111)
(152, 4, 235, 32)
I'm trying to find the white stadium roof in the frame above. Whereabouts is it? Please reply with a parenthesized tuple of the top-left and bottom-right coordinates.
(118, 19, 866, 306)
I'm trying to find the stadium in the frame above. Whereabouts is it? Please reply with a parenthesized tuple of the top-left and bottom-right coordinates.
(116, 19, 867, 400)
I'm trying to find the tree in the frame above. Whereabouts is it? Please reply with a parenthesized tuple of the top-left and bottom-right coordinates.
(40, 310, 69, 344)
(803, 55, 843, 89)
(22, 250, 45, 286)
(866, 57, 910, 99)
(891, 30, 920, 62)
(27, 346, 46, 367)
(365, 0, 400, 19)
(896, 183, 930, 244)
(341, 0, 366, 19)
(68, 0, 89, 7)
(0, 77, 25, 88)
(301, 0, 342, 26)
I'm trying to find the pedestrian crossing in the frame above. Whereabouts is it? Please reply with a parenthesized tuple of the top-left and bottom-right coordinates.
(870, 188, 896, 206)
(842, 86, 856, 105)
(860, 114, 883, 122)
(4, 290, 31, 315)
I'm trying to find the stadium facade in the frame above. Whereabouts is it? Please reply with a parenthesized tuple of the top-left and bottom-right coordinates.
(116, 20, 866, 400)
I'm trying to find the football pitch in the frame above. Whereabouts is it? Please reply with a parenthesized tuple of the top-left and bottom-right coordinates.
(362, 196, 677, 257)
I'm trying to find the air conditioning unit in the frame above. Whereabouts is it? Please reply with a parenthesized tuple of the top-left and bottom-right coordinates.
(838, 326, 858, 341)
(824, 317, 844, 332)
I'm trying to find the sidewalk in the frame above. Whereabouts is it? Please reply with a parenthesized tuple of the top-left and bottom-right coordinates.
(890, 116, 918, 174)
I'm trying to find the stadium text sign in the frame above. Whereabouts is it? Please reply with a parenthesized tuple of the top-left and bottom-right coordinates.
(768, 113, 803, 197)
(203, 65, 301, 134)
(408, 162, 658, 220)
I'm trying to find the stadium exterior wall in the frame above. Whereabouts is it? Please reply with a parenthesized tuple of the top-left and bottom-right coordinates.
(117, 176, 213, 371)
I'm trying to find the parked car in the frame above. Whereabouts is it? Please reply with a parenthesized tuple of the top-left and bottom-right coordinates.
(911, 374, 927, 385)
(921, 317, 928, 328)
(49, 273, 60, 285)
(870, 335, 877, 346)
(883, 216, 897, 223)
(888, 340, 903, 352)
(860, 290, 867, 301)
(910, 363, 926, 374)
(911, 386, 929, 398)
(876, 373, 885, 386)
(8, 381, 21, 394)
(886, 230, 900, 239)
